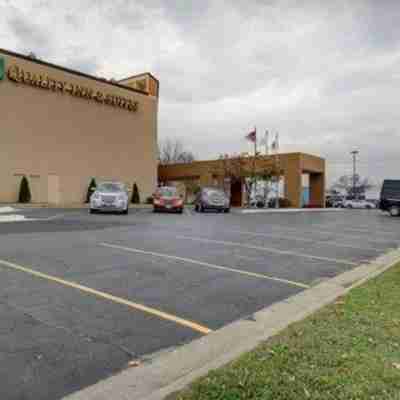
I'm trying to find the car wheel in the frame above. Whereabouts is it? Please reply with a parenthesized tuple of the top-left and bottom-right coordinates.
(224, 208, 230, 213)
(347, 205, 353, 209)
(389, 206, 400, 217)
(122, 207, 129, 215)
(89, 209, 96, 214)
(366, 205, 371, 209)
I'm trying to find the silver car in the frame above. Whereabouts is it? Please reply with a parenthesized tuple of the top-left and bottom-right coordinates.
(90, 182, 129, 214)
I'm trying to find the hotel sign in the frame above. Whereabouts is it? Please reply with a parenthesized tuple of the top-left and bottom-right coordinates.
(6, 65, 138, 112)
(0, 57, 4, 81)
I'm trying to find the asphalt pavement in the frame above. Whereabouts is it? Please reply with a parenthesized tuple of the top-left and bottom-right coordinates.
(0, 207, 399, 400)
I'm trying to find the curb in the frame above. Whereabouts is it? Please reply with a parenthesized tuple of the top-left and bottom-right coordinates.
(63, 247, 400, 400)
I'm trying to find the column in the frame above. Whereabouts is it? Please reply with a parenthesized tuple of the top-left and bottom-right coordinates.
(284, 160, 302, 208)
(309, 173, 326, 207)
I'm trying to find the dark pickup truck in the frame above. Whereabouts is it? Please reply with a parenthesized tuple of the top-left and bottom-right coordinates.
(380, 180, 400, 217)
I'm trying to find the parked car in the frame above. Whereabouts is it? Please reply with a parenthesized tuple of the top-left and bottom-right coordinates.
(326, 195, 344, 208)
(325, 196, 334, 208)
(153, 186, 184, 213)
(367, 198, 380, 208)
(343, 198, 376, 209)
(194, 187, 230, 213)
(249, 195, 266, 208)
(90, 182, 129, 214)
(333, 198, 345, 208)
(380, 179, 400, 217)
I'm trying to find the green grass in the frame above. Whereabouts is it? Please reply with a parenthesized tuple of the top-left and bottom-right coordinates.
(169, 263, 400, 400)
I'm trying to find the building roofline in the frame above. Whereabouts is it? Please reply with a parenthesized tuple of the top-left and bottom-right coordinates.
(0, 47, 149, 96)
(158, 152, 325, 167)
(118, 71, 159, 85)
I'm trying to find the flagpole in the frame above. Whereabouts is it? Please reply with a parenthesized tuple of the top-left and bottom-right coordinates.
(254, 126, 257, 157)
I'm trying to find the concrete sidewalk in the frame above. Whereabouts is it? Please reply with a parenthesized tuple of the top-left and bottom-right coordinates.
(0, 206, 19, 213)
(63, 247, 400, 400)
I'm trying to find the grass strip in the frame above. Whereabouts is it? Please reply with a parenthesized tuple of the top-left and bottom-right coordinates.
(169, 263, 400, 400)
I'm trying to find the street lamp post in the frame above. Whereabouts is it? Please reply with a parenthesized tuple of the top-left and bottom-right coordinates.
(351, 150, 359, 200)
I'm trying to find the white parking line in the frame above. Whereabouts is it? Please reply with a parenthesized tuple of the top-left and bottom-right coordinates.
(300, 222, 400, 237)
(175, 235, 359, 266)
(39, 213, 66, 221)
(100, 242, 310, 289)
(345, 224, 400, 234)
(230, 230, 383, 252)
(261, 224, 398, 245)
(330, 226, 400, 237)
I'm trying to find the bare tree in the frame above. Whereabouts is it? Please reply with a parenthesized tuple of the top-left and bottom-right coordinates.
(214, 153, 280, 206)
(158, 138, 195, 165)
(332, 174, 374, 198)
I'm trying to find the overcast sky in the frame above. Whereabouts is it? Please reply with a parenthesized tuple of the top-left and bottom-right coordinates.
(1, 0, 399, 189)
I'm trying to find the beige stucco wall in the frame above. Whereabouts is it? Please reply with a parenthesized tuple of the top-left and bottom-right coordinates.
(0, 50, 158, 204)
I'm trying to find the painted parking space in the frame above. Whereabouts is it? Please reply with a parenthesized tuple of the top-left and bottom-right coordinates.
(0, 209, 399, 400)
(0, 233, 306, 329)
(94, 231, 354, 286)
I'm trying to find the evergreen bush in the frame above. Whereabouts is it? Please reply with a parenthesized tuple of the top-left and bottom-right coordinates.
(85, 178, 97, 203)
(131, 183, 140, 204)
(18, 176, 31, 203)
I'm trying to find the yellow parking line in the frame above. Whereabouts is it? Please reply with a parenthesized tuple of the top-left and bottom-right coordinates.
(100, 242, 311, 289)
(0, 258, 212, 335)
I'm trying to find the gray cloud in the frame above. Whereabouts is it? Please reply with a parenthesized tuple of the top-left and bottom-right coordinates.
(2, 0, 400, 190)
(67, 53, 100, 75)
(7, 13, 53, 57)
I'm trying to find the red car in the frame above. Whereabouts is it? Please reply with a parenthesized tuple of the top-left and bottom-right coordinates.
(153, 186, 184, 213)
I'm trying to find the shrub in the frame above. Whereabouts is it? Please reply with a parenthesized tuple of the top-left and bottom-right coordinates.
(279, 198, 291, 208)
(193, 184, 201, 195)
(85, 178, 97, 203)
(18, 176, 31, 203)
(131, 183, 140, 204)
(268, 197, 292, 208)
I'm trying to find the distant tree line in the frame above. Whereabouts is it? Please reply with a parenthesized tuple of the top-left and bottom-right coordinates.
(158, 138, 195, 165)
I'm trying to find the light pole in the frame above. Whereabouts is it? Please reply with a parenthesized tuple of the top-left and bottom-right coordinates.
(351, 150, 359, 199)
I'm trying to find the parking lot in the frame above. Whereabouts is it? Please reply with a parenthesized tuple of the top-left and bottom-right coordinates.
(0, 207, 399, 400)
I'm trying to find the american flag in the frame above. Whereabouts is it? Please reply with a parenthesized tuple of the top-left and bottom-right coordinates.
(245, 128, 256, 143)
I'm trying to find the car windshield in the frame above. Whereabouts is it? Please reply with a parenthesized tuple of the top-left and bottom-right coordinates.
(204, 188, 225, 197)
(159, 187, 178, 197)
(97, 183, 124, 192)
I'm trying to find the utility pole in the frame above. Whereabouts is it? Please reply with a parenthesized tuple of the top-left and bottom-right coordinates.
(273, 132, 280, 208)
(351, 150, 359, 199)
(253, 127, 257, 203)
